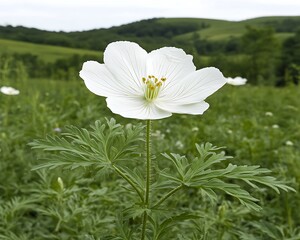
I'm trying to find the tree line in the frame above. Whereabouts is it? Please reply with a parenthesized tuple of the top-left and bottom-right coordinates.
(0, 21, 299, 85)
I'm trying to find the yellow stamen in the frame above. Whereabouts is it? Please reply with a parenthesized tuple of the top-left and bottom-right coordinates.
(142, 75, 167, 101)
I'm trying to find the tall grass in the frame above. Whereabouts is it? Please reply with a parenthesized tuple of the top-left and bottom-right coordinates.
(0, 67, 299, 238)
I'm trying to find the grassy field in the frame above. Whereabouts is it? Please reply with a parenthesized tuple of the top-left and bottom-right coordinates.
(0, 38, 100, 63)
(0, 16, 300, 238)
(0, 75, 299, 238)
(164, 16, 297, 41)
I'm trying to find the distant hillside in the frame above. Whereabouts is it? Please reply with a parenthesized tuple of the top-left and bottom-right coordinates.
(0, 39, 100, 63)
(0, 16, 299, 52)
(0, 16, 299, 85)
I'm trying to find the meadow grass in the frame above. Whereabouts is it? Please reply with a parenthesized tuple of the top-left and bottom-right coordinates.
(0, 38, 100, 63)
(168, 16, 297, 42)
(0, 75, 299, 238)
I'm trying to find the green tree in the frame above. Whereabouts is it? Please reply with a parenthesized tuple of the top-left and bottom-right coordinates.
(241, 26, 279, 85)
(280, 30, 300, 85)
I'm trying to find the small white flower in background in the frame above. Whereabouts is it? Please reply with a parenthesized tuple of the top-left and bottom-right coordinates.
(152, 130, 161, 136)
(272, 124, 279, 129)
(80, 41, 226, 120)
(152, 130, 165, 140)
(227, 129, 233, 134)
(285, 140, 294, 146)
(192, 127, 199, 132)
(0, 86, 20, 95)
(53, 127, 62, 133)
(175, 140, 184, 150)
(152, 130, 163, 137)
(265, 112, 273, 117)
(166, 128, 171, 133)
(226, 76, 247, 86)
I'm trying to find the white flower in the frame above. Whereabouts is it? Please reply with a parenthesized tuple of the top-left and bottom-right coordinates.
(175, 140, 184, 149)
(272, 124, 279, 129)
(285, 141, 294, 146)
(265, 112, 273, 117)
(152, 130, 165, 140)
(192, 127, 199, 132)
(79, 41, 226, 120)
(0, 86, 20, 95)
(53, 127, 62, 133)
(227, 129, 233, 134)
(226, 76, 247, 86)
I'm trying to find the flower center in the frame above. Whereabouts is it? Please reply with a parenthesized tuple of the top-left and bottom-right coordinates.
(142, 75, 166, 101)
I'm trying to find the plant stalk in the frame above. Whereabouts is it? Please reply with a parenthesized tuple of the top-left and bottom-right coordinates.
(112, 164, 144, 201)
(153, 184, 183, 208)
(141, 120, 151, 240)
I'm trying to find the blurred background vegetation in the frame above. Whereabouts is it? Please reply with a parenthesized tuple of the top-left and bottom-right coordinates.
(0, 16, 300, 85)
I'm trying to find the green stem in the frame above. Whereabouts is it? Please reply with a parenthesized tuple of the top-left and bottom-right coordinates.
(141, 211, 148, 240)
(141, 120, 151, 240)
(112, 164, 144, 201)
(153, 185, 183, 209)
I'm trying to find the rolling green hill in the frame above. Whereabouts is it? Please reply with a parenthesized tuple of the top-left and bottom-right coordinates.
(0, 16, 299, 53)
(0, 16, 299, 85)
(0, 38, 100, 63)
(165, 16, 299, 42)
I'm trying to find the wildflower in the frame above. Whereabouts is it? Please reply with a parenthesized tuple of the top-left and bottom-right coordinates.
(285, 141, 294, 146)
(226, 76, 247, 86)
(0, 86, 20, 95)
(53, 127, 62, 133)
(175, 140, 184, 149)
(192, 127, 199, 132)
(227, 129, 233, 134)
(80, 41, 226, 120)
(152, 130, 165, 140)
(265, 112, 273, 117)
(272, 124, 279, 129)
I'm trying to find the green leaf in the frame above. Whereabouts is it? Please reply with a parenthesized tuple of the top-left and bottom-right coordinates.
(161, 143, 294, 211)
(29, 118, 144, 172)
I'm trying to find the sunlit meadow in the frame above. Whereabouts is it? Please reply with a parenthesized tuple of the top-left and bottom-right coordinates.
(0, 47, 299, 239)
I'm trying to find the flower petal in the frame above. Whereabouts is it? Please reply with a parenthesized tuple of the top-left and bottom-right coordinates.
(158, 67, 226, 104)
(104, 41, 148, 95)
(147, 47, 196, 83)
(156, 101, 209, 115)
(106, 97, 171, 120)
(80, 61, 138, 97)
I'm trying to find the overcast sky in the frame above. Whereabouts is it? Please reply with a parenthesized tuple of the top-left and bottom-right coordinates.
(0, 0, 299, 32)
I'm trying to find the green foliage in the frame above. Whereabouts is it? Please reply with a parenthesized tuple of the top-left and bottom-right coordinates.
(160, 143, 293, 211)
(241, 26, 279, 85)
(0, 38, 99, 63)
(0, 52, 100, 81)
(279, 31, 300, 85)
(30, 119, 144, 171)
(26, 120, 294, 238)
(114, 18, 203, 38)
(0, 77, 299, 239)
